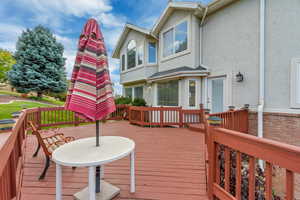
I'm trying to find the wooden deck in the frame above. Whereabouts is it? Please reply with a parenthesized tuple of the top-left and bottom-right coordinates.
(20, 121, 208, 200)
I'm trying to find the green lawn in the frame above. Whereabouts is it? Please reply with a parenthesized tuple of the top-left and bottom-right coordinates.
(0, 101, 52, 120)
(0, 90, 64, 106)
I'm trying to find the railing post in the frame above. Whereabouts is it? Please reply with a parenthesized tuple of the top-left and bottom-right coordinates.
(242, 104, 250, 133)
(206, 117, 222, 200)
(128, 106, 132, 123)
(37, 107, 41, 129)
(141, 109, 145, 126)
(228, 106, 235, 130)
(160, 107, 163, 127)
(179, 107, 183, 127)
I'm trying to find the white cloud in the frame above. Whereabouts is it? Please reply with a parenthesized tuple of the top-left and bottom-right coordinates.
(17, 0, 112, 17)
(0, 23, 25, 51)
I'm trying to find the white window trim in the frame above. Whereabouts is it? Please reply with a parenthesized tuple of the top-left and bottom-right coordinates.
(147, 41, 157, 64)
(137, 43, 144, 67)
(160, 16, 191, 62)
(290, 58, 300, 108)
(121, 54, 126, 71)
(187, 79, 197, 108)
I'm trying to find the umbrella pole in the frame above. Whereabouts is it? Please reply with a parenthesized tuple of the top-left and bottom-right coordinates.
(95, 120, 101, 193)
(96, 120, 100, 146)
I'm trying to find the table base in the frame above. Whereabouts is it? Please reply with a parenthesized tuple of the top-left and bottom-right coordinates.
(74, 180, 120, 200)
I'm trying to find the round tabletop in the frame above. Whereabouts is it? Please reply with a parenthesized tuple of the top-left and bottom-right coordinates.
(52, 136, 135, 167)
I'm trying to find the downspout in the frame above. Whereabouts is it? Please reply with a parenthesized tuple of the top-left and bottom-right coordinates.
(200, 7, 208, 107)
(258, 0, 265, 139)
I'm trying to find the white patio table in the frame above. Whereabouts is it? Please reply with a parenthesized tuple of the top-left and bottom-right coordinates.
(52, 136, 135, 200)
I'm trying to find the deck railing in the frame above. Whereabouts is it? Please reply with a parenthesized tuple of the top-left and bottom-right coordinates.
(2, 104, 299, 200)
(209, 107, 249, 133)
(207, 125, 300, 200)
(0, 111, 26, 200)
(128, 106, 205, 127)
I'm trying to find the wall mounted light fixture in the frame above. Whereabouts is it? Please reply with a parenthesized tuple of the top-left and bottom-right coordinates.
(236, 72, 244, 82)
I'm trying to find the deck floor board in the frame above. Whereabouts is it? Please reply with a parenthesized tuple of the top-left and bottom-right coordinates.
(21, 121, 208, 200)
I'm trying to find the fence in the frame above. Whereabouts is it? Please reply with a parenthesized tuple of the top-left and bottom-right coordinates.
(128, 106, 205, 127)
(206, 116, 300, 200)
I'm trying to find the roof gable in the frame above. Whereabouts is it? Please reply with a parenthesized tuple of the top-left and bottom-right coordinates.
(112, 24, 153, 58)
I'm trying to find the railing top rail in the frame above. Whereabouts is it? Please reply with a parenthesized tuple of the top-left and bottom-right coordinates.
(209, 109, 247, 116)
(212, 127, 300, 173)
(129, 106, 182, 111)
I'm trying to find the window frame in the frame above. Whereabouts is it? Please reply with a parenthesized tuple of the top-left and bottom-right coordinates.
(157, 80, 179, 107)
(124, 87, 133, 99)
(290, 58, 300, 108)
(160, 17, 190, 61)
(148, 42, 157, 64)
(134, 86, 144, 99)
(121, 54, 126, 71)
(188, 79, 197, 108)
(137, 45, 144, 66)
(127, 40, 137, 70)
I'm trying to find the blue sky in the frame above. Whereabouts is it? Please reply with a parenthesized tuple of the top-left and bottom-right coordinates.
(0, 0, 210, 94)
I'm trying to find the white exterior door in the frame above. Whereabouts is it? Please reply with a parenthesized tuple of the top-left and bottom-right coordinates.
(208, 77, 226, 113)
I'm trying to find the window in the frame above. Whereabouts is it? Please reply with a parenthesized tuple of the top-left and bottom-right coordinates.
(137, 46, 143, 65)
(125, 88, 132, 99)
(189, 80, 196, 107)
(148, 42, 157, 63)
(134, 86, 143, 99)
(157, 80, 179, 106)
(175, 21, 188, 53)
(163, 29, 174, 57)
(127, 40, 136, 69)
(163, 21, 188, 58)
(291, 58, 300, 108)
(121, 54, 125, 71)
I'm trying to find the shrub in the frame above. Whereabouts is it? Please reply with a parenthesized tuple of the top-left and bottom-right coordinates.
(47, 92, 67, 101)
(115, 96, 132, 105)
(132, 98, 147, 106)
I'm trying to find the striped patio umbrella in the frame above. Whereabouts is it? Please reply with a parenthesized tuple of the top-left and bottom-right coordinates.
(65, 18, 116, 146)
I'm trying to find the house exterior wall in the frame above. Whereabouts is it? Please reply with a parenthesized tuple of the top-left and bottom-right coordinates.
(119, 30, 158, 84)
(202, 0, 260, 110)
(264, 0, 300, 112)
(158, 10, 200, 72)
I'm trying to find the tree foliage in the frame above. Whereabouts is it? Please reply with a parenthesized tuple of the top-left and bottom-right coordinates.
(0, 49, 16, 82)
(8, 25, 67, 96)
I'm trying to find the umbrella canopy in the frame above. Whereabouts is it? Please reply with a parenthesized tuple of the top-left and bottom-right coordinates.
(65, 18, 116, 121)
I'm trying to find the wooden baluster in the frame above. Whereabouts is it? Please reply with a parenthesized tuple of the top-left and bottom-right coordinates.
(265, 162, 272, 200)
(215, 144, 220, 185)
(286, 170, 294, 200)
(160, 108, 163, 127)
(248, 156, 255, 200)
(236, 151, 242, 200)
(141, 110, 145, 126)
(224, 147, 230, 192)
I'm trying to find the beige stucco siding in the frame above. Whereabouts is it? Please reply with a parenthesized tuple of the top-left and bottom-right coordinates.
(264, 0, 300, 111)
(202, 0, 260, 109)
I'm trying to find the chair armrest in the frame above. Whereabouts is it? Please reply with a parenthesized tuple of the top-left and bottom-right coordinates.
(64, 136, 75, 143)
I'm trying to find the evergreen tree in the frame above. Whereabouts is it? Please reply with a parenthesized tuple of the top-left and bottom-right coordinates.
(8, 25, 67, 97)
